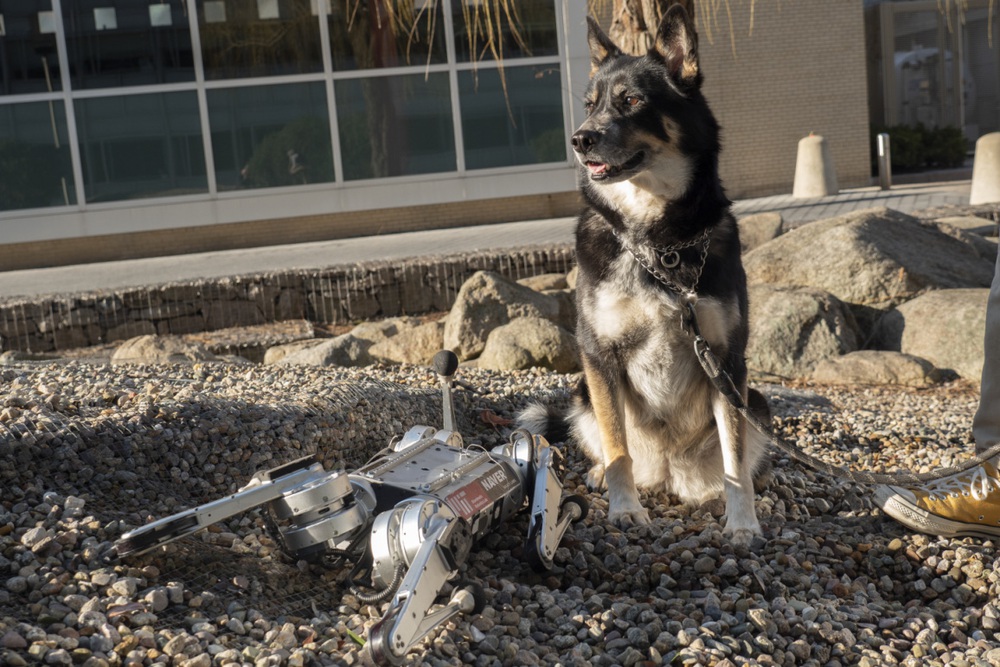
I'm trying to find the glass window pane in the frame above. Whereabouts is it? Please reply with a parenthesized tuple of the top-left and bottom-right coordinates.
(207, 82, 333, 190)
(62, 0, 194, 89)
(327, 0, 446, 70)
(0, 1, 62, 95)
(459, 64, 565, 170)
(75, 91, 207, 202)
(452, 0, 557, 63)
(198, 0, 323, 80)
(0, 101, 76, 211)
(336, 72, 455, 180)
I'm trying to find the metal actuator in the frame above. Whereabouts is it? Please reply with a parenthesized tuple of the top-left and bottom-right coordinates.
(114, 350, 587, 665)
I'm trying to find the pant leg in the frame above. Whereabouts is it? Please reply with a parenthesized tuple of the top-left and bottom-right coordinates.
(974, 246, 1000, 453)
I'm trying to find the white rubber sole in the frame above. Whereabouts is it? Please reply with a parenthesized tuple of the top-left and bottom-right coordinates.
(873, 485, 1000, 539)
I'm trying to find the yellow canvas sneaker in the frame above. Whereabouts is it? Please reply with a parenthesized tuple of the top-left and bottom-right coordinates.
(873, 462, 1000, 539)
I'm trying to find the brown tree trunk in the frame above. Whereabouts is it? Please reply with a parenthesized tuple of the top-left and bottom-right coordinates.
(608, 0, 694, 56)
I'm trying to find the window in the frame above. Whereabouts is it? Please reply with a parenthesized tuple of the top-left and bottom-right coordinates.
(0, 101, 76, 211)
(0, 2, 62, 95)
(62, 0, 195, 89)
(208, 82, 334, 190)
(336, 72, 456, 180)
(459, 64, 565, 170)
(327, 0, 447, 70)
(452, 0, 557, 62)
(75, 91, 207, 202)
(198, 0, 323, 80)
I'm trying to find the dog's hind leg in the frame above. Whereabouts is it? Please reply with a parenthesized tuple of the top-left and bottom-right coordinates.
(713, 389, 762, 547)
(581, 357, 650, 527)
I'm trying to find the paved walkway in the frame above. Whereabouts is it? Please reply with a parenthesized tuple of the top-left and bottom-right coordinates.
(0, 181, 973, 300)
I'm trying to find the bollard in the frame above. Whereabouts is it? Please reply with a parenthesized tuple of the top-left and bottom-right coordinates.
(877, 133, 892, 190)
(970, 132, 1000, 205)
(792, 133, 839, 198)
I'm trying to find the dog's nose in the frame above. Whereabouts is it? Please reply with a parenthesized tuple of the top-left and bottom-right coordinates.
(571, 130, 599, 153)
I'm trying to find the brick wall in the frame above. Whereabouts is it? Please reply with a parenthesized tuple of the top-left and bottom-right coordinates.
(697, 0, 871, 198)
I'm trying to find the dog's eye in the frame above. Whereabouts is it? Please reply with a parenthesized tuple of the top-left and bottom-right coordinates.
(624, 95, 641, 108)
(583, 100, 595, 113)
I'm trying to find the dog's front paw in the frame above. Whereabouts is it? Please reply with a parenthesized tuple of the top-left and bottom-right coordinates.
(609, 508, 651, 528)
(585, 464, 606, 491)
(723, 521, 762, 548)
(608, 504, 650, 528)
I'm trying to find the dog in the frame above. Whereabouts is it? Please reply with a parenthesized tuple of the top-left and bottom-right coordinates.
(518, 6, 770, 546)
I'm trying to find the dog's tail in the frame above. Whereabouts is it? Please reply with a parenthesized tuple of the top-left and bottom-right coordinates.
(516, 402, 572, 444)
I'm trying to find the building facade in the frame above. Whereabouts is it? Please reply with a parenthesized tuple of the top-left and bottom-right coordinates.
(0, 0, 871, 270)
(867, 0, 999, 144)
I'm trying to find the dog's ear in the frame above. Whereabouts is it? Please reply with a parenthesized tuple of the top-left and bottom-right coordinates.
(652, 5, 701, 89)
(587, 16, 621, 74)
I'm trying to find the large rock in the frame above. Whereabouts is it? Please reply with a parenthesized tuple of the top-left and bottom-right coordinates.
(368, 320, 445, 366)
(443, 271, 574, 360)
(517, 273, 568, 292)
(278, 317, 423, 367)
(811, 350, 941, 388)
(264, 339, 326, 365)
(743, 208, 995, 331)
(874, 288, 988, 380)
(738, 212, 784, 253)
(747, 285, 859, 379)
(934, 215, 998, 237)
(929, 220, 998, 262)
(477, 317, 578, 372)
(111, 335, 220, 364)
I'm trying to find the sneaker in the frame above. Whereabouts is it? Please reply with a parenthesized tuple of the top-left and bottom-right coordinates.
(873, 462, 1000, 539)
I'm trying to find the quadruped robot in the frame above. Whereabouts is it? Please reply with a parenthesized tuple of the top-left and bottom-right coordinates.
(114, 351, 587, 665)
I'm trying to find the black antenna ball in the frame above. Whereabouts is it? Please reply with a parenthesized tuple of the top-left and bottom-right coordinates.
(432, 350, 459, 378)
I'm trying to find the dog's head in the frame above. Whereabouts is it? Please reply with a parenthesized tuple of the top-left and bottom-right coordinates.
(573, 6, 719, 206)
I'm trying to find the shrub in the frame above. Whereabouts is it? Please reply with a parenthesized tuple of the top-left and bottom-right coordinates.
(924, 126, 967, 168)
(870, 124, 969, 173)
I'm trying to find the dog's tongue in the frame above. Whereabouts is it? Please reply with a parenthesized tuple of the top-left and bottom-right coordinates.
(587, 161, 608, 175)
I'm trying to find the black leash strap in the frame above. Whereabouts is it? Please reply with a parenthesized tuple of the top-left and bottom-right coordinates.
(684, 303, 1000, 486)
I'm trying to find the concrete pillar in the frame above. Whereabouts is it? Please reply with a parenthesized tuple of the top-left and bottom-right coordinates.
(792, 134, 839, 198)
(970, 132, 1000, 205)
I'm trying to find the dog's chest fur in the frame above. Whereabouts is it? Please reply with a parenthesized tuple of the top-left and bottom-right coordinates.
(578, 247, 737, 419)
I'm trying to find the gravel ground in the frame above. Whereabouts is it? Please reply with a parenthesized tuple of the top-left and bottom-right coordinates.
(1, 359, 997, 667)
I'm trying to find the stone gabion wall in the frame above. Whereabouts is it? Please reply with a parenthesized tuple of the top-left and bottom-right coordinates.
(0, 245, 575, 354)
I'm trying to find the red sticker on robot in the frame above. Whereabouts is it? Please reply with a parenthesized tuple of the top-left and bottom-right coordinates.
(446, 464, 517, 520)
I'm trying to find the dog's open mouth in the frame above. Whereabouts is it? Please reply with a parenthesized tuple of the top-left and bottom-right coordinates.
(585, 151, 645, 180)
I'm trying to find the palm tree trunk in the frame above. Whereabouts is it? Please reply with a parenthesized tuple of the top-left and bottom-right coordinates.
(608, 0, 694, 56)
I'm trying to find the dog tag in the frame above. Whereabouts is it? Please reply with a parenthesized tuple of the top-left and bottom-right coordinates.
(659, 251, 680, 269)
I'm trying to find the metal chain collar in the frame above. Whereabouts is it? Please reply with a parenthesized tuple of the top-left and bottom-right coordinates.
(611, 227, 712, 297)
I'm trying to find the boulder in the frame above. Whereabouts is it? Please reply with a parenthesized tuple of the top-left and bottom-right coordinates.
(111, 335, 220, 364)
(278, 317, 423, 367)
(566, 265, 579, 289)
(264, 339, 326, 365)
(738, 212, 784, 253)
(873, 288, 988, 380)
(275, 335, 360, 367)
(811, 350, 941, 388)
(743, 208, 995, 332)
(934, 215, 997, 237)
(443, 271, 573, 360)
(368, 320, 445, 366)
(747, 285, 859, 380)
(928, 220, 998, 262)
(517, 273, 568, 292)
(477, 317, 579, 372)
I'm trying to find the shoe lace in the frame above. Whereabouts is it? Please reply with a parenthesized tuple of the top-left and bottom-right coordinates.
(926, 465, 1000, 502)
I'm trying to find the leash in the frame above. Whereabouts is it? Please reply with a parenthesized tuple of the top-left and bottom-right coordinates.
(682, 301, 1000, 485)
(617, 227, 1000, 486)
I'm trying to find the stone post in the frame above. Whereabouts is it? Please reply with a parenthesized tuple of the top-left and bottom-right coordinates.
(792, 133, 839, 198)
(970, 132, 1000, 205)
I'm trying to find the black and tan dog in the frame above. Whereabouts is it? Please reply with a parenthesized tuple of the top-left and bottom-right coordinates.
(520, 6, 769, 546)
